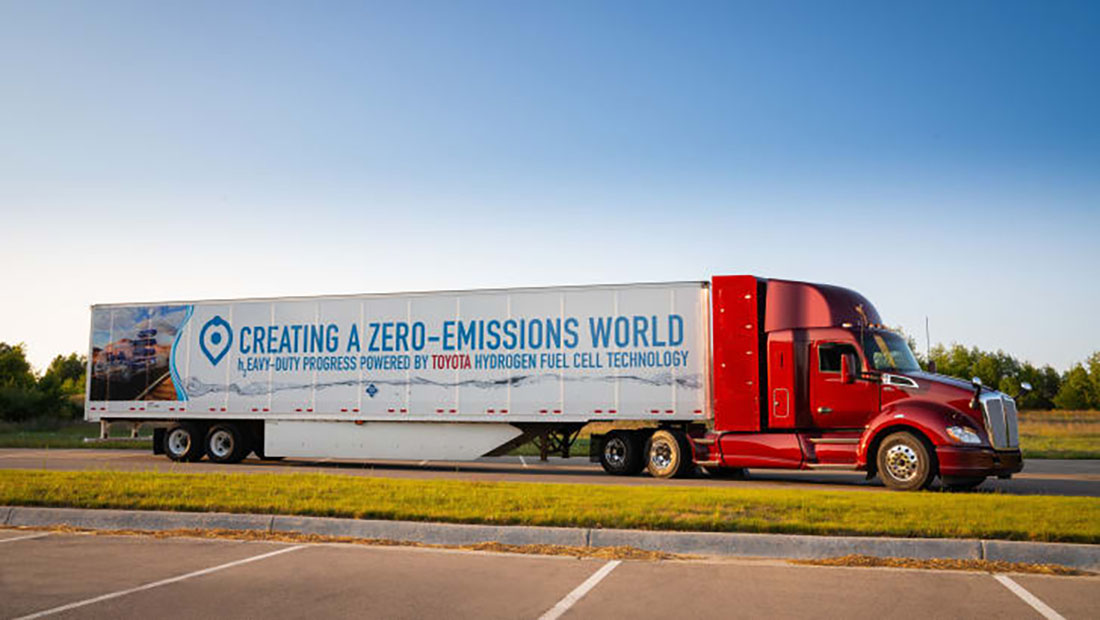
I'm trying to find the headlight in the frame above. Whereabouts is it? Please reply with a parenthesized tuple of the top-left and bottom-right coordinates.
(945, 426, 983, 445)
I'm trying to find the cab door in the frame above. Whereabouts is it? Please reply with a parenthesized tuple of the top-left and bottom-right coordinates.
(810, 342, 878, 429)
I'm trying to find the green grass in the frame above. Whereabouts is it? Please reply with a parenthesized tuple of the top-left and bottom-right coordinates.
(1, 469, 1097, 543)
(1019, 411, 1100, 459)
(0, 422, 152, 450)
(509, 438, 592, 457)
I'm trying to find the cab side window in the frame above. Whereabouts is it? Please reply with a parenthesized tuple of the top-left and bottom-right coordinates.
(819, 343, 859, 373)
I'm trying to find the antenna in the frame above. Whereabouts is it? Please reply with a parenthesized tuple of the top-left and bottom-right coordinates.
(925, 316, 931, 362)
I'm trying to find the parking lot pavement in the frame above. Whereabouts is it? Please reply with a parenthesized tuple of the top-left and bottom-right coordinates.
(0, 534, 296, 619)
(568, 560, 1098, 619)
(1, 532, 1097, 620)
(1009, 574, 1100, 620)
(0, 530, 49, 544)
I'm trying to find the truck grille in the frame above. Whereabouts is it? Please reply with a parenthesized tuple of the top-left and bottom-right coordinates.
(980, 393, 1019, 450)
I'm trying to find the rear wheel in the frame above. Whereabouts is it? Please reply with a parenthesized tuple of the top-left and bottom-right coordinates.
(877, 431, 935, 491)
(164, 423, 204, 462)
(205, 423, 250, 464)
(598, 431, 645, 475)
(645, 429, 694, 478)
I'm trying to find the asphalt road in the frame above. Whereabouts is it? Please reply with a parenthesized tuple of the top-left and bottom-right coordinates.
(1, 529, 1096, 620)
(1, 448, 1098, 496)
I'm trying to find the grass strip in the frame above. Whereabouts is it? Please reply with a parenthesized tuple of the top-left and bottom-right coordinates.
(0, 422, 152, 450)
(2, 469, 1098, 544)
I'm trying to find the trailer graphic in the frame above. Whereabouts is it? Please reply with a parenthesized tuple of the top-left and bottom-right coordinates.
(86, 276, 1024, 490)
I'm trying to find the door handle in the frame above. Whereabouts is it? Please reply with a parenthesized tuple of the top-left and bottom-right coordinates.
(817, 407, 832, 414)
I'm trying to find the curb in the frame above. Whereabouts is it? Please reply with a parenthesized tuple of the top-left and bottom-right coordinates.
(4, 506, 1098, 570)
(588, 528, 983, 561)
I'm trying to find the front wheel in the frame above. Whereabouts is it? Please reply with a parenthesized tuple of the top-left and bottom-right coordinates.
(876, 431, 935, 491)
(645, 429, 694, 478)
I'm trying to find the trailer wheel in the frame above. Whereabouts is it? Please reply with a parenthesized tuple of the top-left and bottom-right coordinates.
(876, 431, 935, 491)
(645, 429, 694, 478)
(205, 423, 250, 464)
(164, 423, 204, 462)
(598, 431, 645, 475)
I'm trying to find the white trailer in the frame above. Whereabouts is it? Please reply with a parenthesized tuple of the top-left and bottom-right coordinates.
(86, 282, 710, 473)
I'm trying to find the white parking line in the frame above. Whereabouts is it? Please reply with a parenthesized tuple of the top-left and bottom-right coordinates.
(0, 533, 49, 544)
(537, 560, 620, 620)
(993, 574, 1067, 620)
(519, 456, 528, 468)
(13, 545, 305, 620)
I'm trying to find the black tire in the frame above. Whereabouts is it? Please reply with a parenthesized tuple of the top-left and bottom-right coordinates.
(645, 429, 694, 479)
(704, 466, 748, 480)
(163, 423, 204, 462)
(876, 431, 935, 491)
(598, 431, 646, 475)
(942, 476, 986, 491)
(205, 423, 250, 464)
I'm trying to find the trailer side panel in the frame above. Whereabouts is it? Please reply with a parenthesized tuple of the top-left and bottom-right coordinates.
(86, 282, 709, 424)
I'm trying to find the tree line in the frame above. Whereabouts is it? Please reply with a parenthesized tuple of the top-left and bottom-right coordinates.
(919, 343, 1099, 410)
(0, 343, 85, 423)
(1, 338, 1098, 424)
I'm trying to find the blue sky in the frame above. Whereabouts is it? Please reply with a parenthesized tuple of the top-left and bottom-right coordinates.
(1, 0, 1098, 372)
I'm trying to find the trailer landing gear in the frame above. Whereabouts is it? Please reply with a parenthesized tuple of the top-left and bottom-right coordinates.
(532, 425, 584, 461)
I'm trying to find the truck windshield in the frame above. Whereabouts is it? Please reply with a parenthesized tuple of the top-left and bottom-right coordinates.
(861, 331, 921, 372)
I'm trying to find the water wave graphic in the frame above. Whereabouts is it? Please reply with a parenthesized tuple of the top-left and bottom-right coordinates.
(183, 372, 702, 398)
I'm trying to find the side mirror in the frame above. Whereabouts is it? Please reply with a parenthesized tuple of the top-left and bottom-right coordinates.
(927, 360, 937, 374)
(841, 353, 857, 384)
(1017, 382, 1032, 400)
(970, 377, 983, 410)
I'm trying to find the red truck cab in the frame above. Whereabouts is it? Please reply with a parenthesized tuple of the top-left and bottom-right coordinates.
(595, 275, 1024, 491)
(696, 275, 1024, 490)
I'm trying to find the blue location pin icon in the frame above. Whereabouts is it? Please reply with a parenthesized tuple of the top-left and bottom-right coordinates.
(200, 316, 233, 366)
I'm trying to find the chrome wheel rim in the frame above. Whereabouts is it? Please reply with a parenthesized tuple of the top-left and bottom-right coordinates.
(885, 444, 919, 481)
(604, 437, 627, 467)
(209, 429, 234, 459)
(167, 429, 190, 456)
(650, 439, 673, 470)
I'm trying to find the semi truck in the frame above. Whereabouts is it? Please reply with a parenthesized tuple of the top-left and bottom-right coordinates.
(85, 276, 1023, 491)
